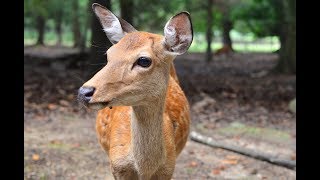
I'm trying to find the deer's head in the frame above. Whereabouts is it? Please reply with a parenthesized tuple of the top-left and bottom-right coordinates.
(78, 3, 193, 109)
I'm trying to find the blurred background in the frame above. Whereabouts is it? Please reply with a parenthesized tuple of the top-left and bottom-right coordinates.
(24, 0, 296, 179)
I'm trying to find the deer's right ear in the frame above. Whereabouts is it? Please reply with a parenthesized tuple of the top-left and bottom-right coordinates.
(92, 3, 137, 44)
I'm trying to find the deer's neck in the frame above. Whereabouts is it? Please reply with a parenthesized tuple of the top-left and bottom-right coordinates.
(130, 96, 166, 172)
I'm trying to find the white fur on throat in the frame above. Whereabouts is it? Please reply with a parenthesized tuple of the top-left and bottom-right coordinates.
(130, 104, 166, 176)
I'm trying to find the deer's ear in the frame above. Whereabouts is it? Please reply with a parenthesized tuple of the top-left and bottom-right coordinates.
(92, 3, 137, 44)
(163, 12, 193, 55)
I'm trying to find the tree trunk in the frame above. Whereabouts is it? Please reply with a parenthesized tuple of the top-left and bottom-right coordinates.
(79, 2, 91, 53)
(36, 16, 45, 45)
(55, 11, 63, 46)
(120, 0, 134, 25)
(79, 20, 89, 53)
(72, 0, 82, 48)
(87, 0, 112, 77)
(206, 0, 213, 62)
(274, 0, 296, 74)
(222, 18, 233, 51)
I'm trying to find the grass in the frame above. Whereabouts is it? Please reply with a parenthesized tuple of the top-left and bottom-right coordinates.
(189, 30, 280, 52)
(217, 122, 291, 143)
(24, 28, 76, 47)
(188, 41, 279, 53)
(24, 29, 280, 53)
(47, 143, 72, 151)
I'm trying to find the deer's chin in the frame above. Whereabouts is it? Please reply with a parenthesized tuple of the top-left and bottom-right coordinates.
(88, 101, 111, 110)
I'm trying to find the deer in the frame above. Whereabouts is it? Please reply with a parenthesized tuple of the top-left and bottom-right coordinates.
(77, 3, 192, 180)
(214, 44, 233, 56)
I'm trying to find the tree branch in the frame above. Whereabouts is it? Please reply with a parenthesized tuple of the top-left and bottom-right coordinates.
(190, 131, 296, 170)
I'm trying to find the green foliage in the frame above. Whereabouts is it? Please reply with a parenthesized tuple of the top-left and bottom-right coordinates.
(185, 0, 240, 34)
(48, 0, 70, 26)
(25, 27, 279, 53)
(218, 121, 291, 143)
(24, 0, 90, 46)
(132, 0, 187, 32)
(183, 0, 214, 33)
(24, 0, 284, 53)
(24, 0, 48, 18)
(231, 0, 282, 37)
(24, 0, 49, 28)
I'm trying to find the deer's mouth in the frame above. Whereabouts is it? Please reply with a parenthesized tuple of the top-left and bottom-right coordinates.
(87, 101, 111, 110)
(78, 86, 115, 110)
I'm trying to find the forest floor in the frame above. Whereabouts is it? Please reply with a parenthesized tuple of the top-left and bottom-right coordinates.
(24, 46, 296, 179)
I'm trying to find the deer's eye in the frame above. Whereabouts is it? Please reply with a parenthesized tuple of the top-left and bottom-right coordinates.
(136, 57, 152, 68)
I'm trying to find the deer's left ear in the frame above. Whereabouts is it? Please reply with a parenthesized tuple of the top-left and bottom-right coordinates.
(163, 12, 193, 55)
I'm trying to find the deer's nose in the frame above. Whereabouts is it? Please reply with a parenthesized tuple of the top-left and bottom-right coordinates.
(78, 86, 95, 103)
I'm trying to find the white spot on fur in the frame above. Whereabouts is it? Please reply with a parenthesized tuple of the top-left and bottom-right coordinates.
(164, 22, 177, 47)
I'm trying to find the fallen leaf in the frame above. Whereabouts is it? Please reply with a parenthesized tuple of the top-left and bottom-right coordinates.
(217, 165, 226, 171)
(58, 106, 69, 112)
(226, 155, 240, 160)
(50, 140, 62, 145)
(220, 159, 238, 165)
(188, 161, 198, 167)
(34, 114, 46, 121)
(47, 103, 57, 110)
(72, 143, 81, 148)
(212, 169, 221, 175)
(211, 164, 226, 175)
(32, 154, 40, 161)
(232, 135, 241, 140)
(59, 100, 70, 106)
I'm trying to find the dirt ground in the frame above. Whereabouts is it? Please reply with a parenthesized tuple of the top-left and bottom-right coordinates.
(24, 46, 296, 179)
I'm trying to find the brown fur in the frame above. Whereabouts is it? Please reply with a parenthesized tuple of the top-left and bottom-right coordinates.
(83, 32, 190, 179)
(96, 75, 189, 179)
(82, 6, 192, 179)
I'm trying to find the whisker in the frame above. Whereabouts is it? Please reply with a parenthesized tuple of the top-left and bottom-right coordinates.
(90, 43, 105, 49)
(95, 50, 108, 54)
(71, 73, 86, 83)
